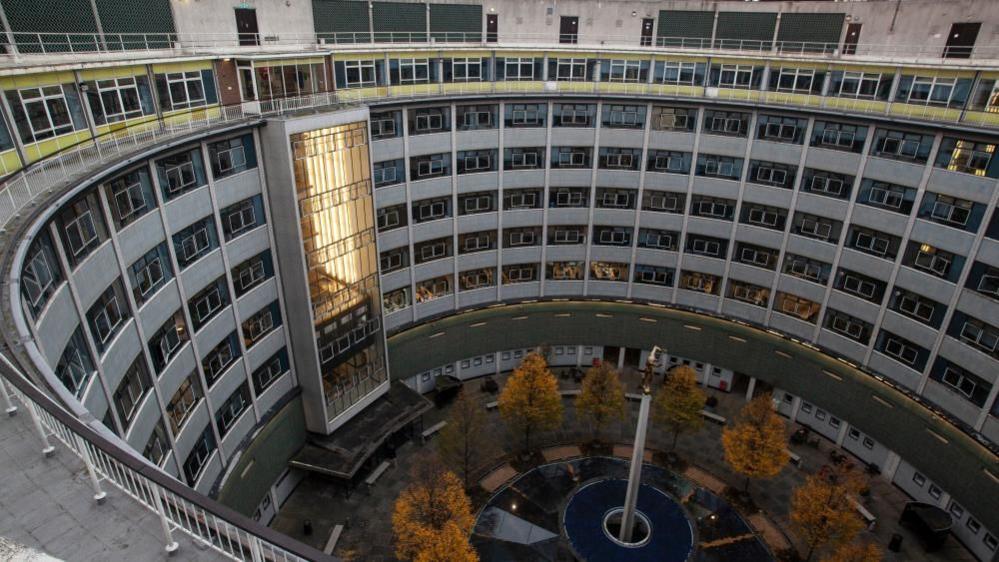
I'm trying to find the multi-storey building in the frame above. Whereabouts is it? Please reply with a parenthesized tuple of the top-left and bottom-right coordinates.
(0, 0, 998, 560)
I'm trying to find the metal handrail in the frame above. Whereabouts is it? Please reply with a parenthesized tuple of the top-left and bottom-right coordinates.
(0, 353, 333, 561)
(2, 31, 999, 62)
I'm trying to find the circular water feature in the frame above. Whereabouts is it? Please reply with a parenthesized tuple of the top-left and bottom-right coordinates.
(563, 479, 693, 562)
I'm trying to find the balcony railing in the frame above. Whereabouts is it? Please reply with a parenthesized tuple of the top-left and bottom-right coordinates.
(2, 31, 999, 62)
(0, 353, 332, 561)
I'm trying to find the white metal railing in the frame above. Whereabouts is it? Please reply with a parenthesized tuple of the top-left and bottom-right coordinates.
(0, 354, 328, 561)
(2, 31, 998, 62)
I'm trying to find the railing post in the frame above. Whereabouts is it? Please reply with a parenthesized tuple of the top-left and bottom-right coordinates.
(0, 377, 17, 415)
(152, 486, 180, 554)
(26, 401, 55, 456)
(75, 434, 107, 504)
(249, 535, 265, 562)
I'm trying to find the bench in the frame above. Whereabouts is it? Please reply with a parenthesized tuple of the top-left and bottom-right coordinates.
(364, 460, 391, 491)
(422, 421, 447, 442)
(849, 496, 877, 530)
(486, 400, 499, 410)
(560, 389, 582, 397)
(324, 524, 344, 555)
(700, 410, 727, 424)
(625, 393, 643, 401)
(787, 449, 802, 468)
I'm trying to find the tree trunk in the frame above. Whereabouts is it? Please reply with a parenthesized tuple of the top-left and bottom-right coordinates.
(804, 545, 814, 561)
(524, 425, 531, 453)
(671, 429, 680, 452)
(744, 476, 751, 493)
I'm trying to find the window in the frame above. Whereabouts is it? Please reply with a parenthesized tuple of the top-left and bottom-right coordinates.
(505, 228, 539, 247)
(380, 247, 408, 273)
(459, 231, 495, 253)
(958, 318, 999, 355)
(370, 111, 400, 139)
(595, 227, 630, 246)
(86, 282, 128, 351)
(783, 254, 829, 284)
(457, 105, 494, 129)
(143, 423, 170, 466)
(758, 115, 805, 143)
(410, 108, 448, 133)
(550, 226, 585, 245)
(215, 383, 251, 437)
(911, 244, 954, 278)
(936, 138, 996, 176)
(679, 271, 720, 294)
(743, 205, 785, 229)
(634, 264, 673, 286)
(413, 198, 449, 222)
(716, 65, 754, 88)
(775, 292, 820, 322)
(373, 160, 402, 187)
(552, 147, 591, 168)
(657, 62, 698, 86)
(503, 264, 538, 283)
(687, 236, 725, 258)
(603, 104, 644, 128)
(377, 205, 406, 232)
(188, 278, 229, 331)
(882, 335, 921, 366)
(91, 77, 145, 124)
(839, 272, 881, 301)
(642, 191, 684, 213)
(106, 168, 155, 229)
(648, 151, 688, 173)
(859, 180, 912, 213)
(926, 194, 974, 228)
(506, 103, 545, 127)
(698, 155, 741, 179)
(156, 148, 205, 200)
(415, 238, 451, 262)
(343, 60, 377, 87)
(163, 71, 206, 110)
(242, 302, 280, 347)
(597, 189, 634, 209)
(547, 261, 583, 281)
(899, 75, 960, 107)
(738, 245, 776, 269)
(503, 58, 536, 81)
(13, 85, 78, 142)
(412, 154, 449, 179)
(825, 310, 871, 343)
(651, 107, 695, 131)
(556, 104, 593, 126)
(384, 287, 411, 313)
(833, 71, 886, 99)
(166, 373, 202, 434)
(253, 349, 289, 394)
(773, 68, 815, 93)
(850, 228, 893, 257)
(202, 333, 240, 386)
(113, 358, 152, 427)
(21, 232, 62, 318)
(692, 197, 733, 220)
(173, 217, 217, 268)
(459, 268, 495, 291)
(506, 148, 542, 170)
(459, 193, 493, 215)
(600, 149, 640, 170)
(705, 110, 748, 136)
(893, 290, 938, 325)
(590, 261, 628, 282)
(221, 196, 263, 240)
(638, 229, 677, 251)
(550, 188, 588, 208)
(796, 215, 835, 241)
(129, 244, 171, 305)
(148, 312, 187, 373)
(458, 150, 494, 174)
(398, 58, 430, 84)
(58, 195, 106, 265)
(208, 135, 254, 178)
(872, 129, 933, 163)
(503, 189, 541, 211)
(554, 58, 587, 81)
(606, 60, 644, 83)
(811, 121, 868, 153)
(729, 281, 770, 307)
(55, 329, 95, 398)
(415, 276, 452, 303)
(183, 426, 216, 485)
(804, 171, 851, 198)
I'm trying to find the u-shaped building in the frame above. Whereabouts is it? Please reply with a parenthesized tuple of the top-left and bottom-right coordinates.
(0, 0, 998, 560)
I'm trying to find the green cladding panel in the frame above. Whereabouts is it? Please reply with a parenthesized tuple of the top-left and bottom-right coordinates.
(1, 0, 98, 52)
(777, 13, 845, 46)
(373, 1, 426, 41)
(312, 0, 370, 42)
(430, 3, 481, 41)
(657, 10, 713, 40)
(716, 12, 777, 47)
(95, 0, 175, 50)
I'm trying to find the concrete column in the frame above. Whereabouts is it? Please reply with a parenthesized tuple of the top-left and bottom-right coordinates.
(27, 402, 55, 457)
(882, 451, 901, 482)
(617, 347, 625, 370)
(789, 396, 802, 422)
(835, 422, 849, 447)
(745, 376, 757, 402)
(0, 377, 17, 416)
(152, 486, 180, 553)
(75, 434, 107, 504)
(885, 68, 903, 114)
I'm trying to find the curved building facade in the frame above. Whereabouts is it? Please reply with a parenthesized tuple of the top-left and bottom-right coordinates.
(0, 0, 998, 560)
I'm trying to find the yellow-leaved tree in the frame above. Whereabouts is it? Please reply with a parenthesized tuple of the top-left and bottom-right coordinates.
(791, 463, 867, 561)
(438, 389, 496, 488)
(721, 393, 789, 493)
(821, 540, 882, 562)
(498, 352, 563, 452)
(392, 458, 478, 562)
(652, 365, 707, 451)
(575, 362, 626, 440)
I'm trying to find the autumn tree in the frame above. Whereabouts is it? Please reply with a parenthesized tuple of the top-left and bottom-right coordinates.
(498, 352, 563, 452)
(721, 393, 788, 493)
(652, 365, 707, 451)
(392, 457, 478, 562)
(791, 463, 867, 561)
(575, 362, 626, 440)
(437, 389, 496, 488)
(822, 541, 882, 562)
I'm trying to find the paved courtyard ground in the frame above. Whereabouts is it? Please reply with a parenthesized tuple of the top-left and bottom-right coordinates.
(271, 367, 978, 562)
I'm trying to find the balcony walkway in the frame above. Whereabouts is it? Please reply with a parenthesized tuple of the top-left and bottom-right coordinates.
(0, 407, 225, 562)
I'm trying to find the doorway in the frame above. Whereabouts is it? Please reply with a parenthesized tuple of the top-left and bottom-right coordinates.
(602, 346, 620, 367)
(841, 23, 861, 55)
(486, 14, 498, 43)
(235, 8, 260, 46)
(559, 16, 578, 44)
(640, 18, 654, 47)
(944, 22, 980, 59)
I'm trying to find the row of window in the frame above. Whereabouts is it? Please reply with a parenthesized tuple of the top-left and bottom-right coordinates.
(20, 137, 261, 320)
(1, 70, 218, 148)
(372, 105, 998, 179)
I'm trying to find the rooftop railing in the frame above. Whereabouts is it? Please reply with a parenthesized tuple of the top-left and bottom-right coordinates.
(0, 353, 333, 561)
(1, 31, 998, 62)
